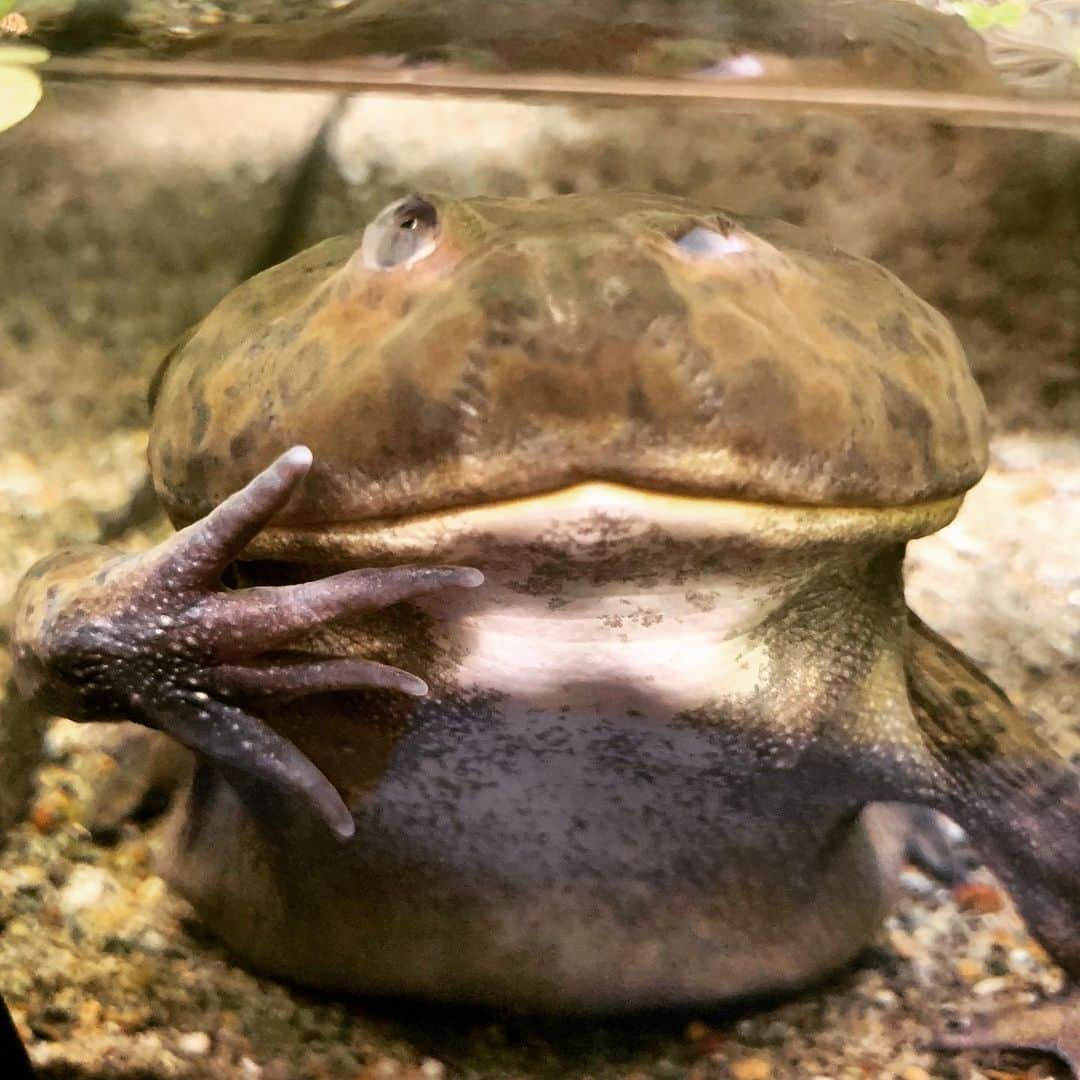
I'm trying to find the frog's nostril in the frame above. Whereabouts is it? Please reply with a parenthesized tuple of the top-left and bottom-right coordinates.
(675, 226, 751, 260)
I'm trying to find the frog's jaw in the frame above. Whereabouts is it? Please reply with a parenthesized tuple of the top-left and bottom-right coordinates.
(245, 481, 963, 562)
(245, 483, 941, 744)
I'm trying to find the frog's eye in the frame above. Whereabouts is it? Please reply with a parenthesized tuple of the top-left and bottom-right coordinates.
(360, 194, 440, 270)
(675, 226, 751, 260)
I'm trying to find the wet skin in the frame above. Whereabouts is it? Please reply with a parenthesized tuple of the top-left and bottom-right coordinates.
(11, 193, 1079, 1072)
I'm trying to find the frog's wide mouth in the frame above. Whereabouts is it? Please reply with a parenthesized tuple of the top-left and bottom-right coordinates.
(240, 481, 963, 565)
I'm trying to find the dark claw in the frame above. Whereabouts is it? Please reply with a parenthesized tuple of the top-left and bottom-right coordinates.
(934, 994, 1080, 1077)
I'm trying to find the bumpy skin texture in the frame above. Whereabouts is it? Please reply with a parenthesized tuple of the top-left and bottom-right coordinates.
(10, 194, 1077, 1072)
(149, 193, 988, 526)
(13, 448, 482, 838)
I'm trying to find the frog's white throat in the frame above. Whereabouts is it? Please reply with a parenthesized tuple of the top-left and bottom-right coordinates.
(248, 483, 955, 716)
(380, 484, 950, 717)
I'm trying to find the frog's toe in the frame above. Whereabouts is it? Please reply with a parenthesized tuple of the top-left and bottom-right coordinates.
(166, 445, 316, 585)
(151, 695, 356, 839)
(197, 564, 483, 657)
(207, 657, 428, 699)
(935, 993, 1080, 1077)
(166, 444, 315, 578)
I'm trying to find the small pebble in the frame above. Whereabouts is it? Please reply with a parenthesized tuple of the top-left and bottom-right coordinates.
(77, 999, 102, 1030)
(367, 1060, 402, 1079)
(955, 957, 985, 984)
(10, 863, 46, 894)
(177, 1031, 211, 1056)
(58, 865, 114, 915)
(900, 1067, 931, 1080)
(899, 868, 936, 897)
(953, 881, 1006, 915)
(30, 788, 71, 834)
(972, 975, 1014, 997)
(729, 1057, 772, 1080)
(685, 1020, 709, 1042)
(758, 1020, 790, 1045)
(685, 1020, 726, 1056)
(137, 928, 169, 954)
(887, 927, 920, 959)
(1006, 947, 1034, 972)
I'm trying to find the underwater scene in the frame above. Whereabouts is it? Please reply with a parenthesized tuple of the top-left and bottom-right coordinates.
(0, 1, 1078, 1077)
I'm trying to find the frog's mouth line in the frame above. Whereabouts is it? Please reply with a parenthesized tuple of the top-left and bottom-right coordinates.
(241, 482, 964, 564)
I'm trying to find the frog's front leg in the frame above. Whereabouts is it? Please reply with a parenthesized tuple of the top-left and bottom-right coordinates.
(11, 447, 482, 840)
(888, 612, 1080, 1076)
(935, 998, 1080, 1075)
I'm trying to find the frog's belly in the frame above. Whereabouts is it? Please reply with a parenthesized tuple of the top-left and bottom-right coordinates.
(162, 699, 901, 1010)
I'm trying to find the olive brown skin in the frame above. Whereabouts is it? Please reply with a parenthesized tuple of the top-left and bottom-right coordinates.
(10, 193, 1079, 1073)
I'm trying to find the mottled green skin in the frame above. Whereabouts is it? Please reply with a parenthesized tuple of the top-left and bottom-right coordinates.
(150, 193, 987, 528)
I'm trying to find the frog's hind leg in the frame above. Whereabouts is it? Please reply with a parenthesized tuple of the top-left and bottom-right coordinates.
(934, 996, 1080, 1076)
(901, 611, 1080, 1078)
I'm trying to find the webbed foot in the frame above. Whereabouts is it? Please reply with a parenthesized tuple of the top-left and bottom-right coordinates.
(17, 447, 482, 840)
(936, 993, 1080, 1076)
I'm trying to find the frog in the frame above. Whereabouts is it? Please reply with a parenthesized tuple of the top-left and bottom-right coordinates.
(10, 192, 1078, 1074)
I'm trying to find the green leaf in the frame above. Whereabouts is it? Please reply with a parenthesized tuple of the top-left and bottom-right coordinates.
(955, 1, 1030, 31)
(989, 1, 1028, 27)
(0, 44, 48, 133)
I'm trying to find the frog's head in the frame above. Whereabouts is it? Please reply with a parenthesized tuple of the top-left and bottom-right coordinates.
(149, 192, 987, 529)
